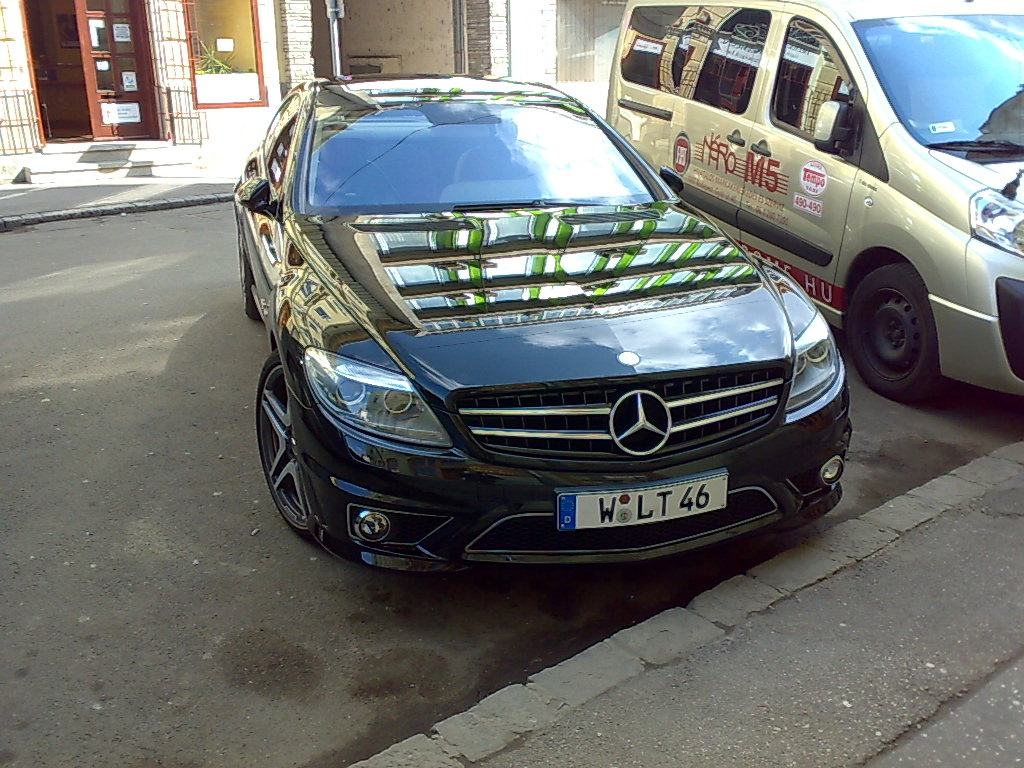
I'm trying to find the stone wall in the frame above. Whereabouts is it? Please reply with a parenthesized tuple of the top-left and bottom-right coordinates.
(276, 0, 313, 92)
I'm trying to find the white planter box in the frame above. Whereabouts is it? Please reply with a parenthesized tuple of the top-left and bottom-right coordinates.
(195, 73, 261, 105)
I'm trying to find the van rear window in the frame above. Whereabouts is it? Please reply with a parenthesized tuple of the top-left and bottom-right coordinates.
(620, 5, 771, 116)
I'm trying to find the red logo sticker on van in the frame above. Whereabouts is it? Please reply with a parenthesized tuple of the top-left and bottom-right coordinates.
(674, 134, 690, 174)
(800, 161, 828, 197)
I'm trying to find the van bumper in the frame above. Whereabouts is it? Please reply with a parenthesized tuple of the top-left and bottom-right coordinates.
(932, 238, 1024, 395)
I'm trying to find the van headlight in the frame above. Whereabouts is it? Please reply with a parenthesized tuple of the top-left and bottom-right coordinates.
(786, 313, 841, 413)
(304, 348, 452, 447)
(970, 189, 1024, 257)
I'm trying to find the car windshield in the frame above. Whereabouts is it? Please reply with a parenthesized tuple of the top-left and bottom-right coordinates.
(301, 93, 656, 214)
(853, 15, 1024, 155)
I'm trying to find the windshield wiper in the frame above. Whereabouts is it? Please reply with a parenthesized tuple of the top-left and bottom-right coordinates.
(926, 139, 1024, 154)
(451, 200, 583, 212)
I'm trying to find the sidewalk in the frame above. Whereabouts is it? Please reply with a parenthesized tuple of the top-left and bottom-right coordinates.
(0, 177, 235, 232)
(353, 443, 1024, 768)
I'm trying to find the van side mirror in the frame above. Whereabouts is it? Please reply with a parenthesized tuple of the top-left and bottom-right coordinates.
(236, 176, 282, 220)
(659, 166, 685, 196)
(813, 101, 855, 154)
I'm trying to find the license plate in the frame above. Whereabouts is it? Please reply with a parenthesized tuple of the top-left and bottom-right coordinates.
(556, 472, 729, 531)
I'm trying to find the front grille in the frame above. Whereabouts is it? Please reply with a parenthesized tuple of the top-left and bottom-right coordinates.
(465, 488, 777, 555)
(457, 368, 785, 460)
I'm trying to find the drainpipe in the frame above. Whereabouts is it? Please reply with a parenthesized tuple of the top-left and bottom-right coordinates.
(325, 0, 345, 78)
(506, 0, 512, 77)
(452, 0, 466, 74)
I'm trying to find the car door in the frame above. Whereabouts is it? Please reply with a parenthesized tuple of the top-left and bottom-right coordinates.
(240, 94, 303, 303)
(608, 5, 688, 186)
(738, 14, 861, 314)
(612, 5, 776, 242)
(673, 6, 774, 242)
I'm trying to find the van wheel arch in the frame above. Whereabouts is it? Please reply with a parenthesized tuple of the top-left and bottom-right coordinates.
(844, 247, 909, 303)
(844, 253, 943, 402)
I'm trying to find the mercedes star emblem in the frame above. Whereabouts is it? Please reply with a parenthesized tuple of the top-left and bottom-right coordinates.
(609, 389, 672, 456)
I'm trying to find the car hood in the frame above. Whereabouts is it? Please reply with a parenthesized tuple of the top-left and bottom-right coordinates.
(284, 204, 793, 402)
(928, 151, 1024, 191)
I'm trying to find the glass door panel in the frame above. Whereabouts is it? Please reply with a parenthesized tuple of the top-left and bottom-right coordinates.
(75, 0, 157, 139)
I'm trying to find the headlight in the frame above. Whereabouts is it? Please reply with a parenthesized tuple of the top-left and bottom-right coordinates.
(970, 189, 1024, 256)
(786, 313, 840, 413)
(303, 348, 451, 447)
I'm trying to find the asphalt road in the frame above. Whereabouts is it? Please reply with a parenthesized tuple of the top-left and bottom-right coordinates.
(2, 205, 1022, 768)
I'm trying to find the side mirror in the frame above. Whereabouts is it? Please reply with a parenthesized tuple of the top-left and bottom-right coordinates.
(813, 101, 855, 154)
(659, 166, 685, 196)
(236, 176, 282, 220)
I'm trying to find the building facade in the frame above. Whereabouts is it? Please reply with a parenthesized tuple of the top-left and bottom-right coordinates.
(0, 0, 622, 180)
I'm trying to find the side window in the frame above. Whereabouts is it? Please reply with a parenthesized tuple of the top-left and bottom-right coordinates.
(692, 8, 772, 114)
(620, 5, 687, 90)
(772, 19, 855, 137)
(263, 95, 300, 163)
(620, 5, 771, 103)
(267, 117, 298, 190)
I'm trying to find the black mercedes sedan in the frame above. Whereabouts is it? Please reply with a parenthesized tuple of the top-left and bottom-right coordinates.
(235, 75, 851, 572)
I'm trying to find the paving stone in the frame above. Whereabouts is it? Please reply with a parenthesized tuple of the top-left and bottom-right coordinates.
(528, 639, 644, 707)
(906, 473, 986, 509)
(609, 607, 723, 665)
(861, 494, 945, 532)
(348, 734, 462, 768)
(688, 574, 785, 627)
(748, 543, 849, 594)
(813, 518, 899, 562)
(950, 456, 1024, 486)
(433, 684, 562, 762)
(991, 441, 1024, 465)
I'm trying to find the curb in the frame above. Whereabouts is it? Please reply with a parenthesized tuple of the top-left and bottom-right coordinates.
(0, 192, 234, 233)
(349, 441, 1024, 768)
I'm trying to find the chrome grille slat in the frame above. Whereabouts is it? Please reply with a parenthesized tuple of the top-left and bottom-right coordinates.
(462, 404, 612, 417)
(666, 378, 785, 408)
(669, 397, 779, 434)
(457, 368, 786, 461)
(468, 428, 613, 440)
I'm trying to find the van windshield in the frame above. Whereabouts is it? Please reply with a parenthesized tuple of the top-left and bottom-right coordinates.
(854, 15, 1024, 157)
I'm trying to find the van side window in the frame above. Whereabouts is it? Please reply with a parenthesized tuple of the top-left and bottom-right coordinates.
(772, 20, 855, 137)
(691, 8, 771, 114)
(620, 5, 687, 91)
(620, 5, 769, 107)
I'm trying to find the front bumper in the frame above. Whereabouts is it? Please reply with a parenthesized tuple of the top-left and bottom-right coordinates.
(290, 377, 852, 570)
(938, 238, 1024, 395)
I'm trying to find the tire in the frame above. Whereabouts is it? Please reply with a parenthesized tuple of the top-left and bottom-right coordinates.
(256, 354, 314, 539)
(239, 240, 262, 322)
(846, 263, 943, 402)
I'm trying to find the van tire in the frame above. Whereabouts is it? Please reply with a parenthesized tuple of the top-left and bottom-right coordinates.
(847, 263, 942, 402)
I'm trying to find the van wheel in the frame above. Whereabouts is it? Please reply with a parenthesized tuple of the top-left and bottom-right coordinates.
(847, 263, 942, 402)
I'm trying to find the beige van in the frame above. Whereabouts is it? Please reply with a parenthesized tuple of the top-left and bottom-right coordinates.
(607, 0, 1024, 401)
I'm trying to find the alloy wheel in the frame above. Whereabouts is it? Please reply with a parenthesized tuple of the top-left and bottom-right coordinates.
(257, 358, 311, 533)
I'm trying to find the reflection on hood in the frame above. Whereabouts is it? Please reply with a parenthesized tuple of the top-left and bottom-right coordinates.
(343, 204, 760, 334)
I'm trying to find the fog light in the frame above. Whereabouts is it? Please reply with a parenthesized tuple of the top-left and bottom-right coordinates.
(820, 456, 845, 484)
(354, 509, 391, 542)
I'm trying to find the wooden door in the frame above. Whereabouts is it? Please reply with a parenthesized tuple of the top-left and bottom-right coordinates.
(75, 0, 159, 139)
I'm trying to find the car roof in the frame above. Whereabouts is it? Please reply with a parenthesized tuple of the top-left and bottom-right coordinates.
(778, 0, 1018, 23)
(628, 0, 1020, 24)
(315, 75, 577, 107)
